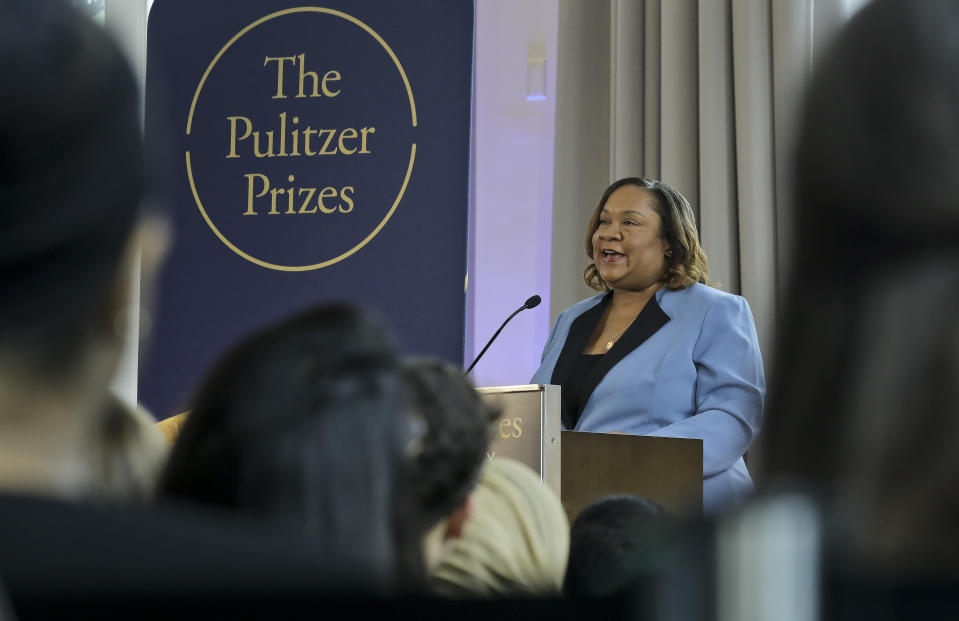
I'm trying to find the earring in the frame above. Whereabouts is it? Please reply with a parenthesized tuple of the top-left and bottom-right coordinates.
(665, 249, 673, 258)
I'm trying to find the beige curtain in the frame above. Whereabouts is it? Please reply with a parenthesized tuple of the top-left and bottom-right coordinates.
(552, 0, 849, 361)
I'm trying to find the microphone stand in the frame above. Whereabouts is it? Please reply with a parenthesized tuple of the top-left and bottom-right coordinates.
(466, 295, 540, 374)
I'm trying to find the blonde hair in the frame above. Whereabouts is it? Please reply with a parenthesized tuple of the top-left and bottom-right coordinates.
(430, 458, 570, 597)
(583, 178, 709, 291)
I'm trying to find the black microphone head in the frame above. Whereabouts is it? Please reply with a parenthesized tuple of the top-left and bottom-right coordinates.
(525, 295, 542, 309)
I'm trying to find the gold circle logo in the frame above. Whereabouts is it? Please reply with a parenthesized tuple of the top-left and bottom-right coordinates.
(185, 8, 417, 271)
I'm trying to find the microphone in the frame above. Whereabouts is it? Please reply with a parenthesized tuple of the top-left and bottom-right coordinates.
(466, 295, 541, 375)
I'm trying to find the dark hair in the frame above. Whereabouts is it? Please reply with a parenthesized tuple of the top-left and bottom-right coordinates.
(563, 495, 675, 597)
(763, 0, 959, 575)
(0, 0, 144, 376)
(401, 358, 500, 530)
(583, 178, 708, 291)
(160, 304, 416, 587)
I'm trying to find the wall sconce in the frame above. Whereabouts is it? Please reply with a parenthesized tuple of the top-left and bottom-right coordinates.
(526, 57, 547, 101)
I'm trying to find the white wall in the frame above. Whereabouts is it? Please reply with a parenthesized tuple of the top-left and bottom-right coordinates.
(468, 0, 559, 387)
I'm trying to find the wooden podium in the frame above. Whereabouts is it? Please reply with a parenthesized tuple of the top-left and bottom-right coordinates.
(477, 384, 703, 519)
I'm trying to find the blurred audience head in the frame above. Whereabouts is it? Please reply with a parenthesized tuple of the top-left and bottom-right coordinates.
(159, 304, 419, 589)
(0, 0, 144, 383)
(401, 357, 499, 569)
(430, 457, 569, 598)
(564, 495, 676, 597)
(0, 0, 168, 498)
(764, 0, 959, 576)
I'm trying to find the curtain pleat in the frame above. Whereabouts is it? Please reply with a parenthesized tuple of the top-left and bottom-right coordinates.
(698, 0, 740, 294)
(610, 0, 646, 179)
(730, 0, 778, 355)
(660, 0, 700, 217)
(642, 0, 661, 180)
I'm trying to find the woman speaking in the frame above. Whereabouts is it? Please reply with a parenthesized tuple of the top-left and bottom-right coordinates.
(531, 178, 765, 512)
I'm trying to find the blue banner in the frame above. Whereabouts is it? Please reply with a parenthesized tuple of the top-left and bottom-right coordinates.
(142, 0, 473, 417)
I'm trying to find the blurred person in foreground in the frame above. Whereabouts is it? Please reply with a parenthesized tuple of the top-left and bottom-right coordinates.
(763, 0, 959, 579)
(160, 304, 423, 591)
(0, 0, 332, 613)
(0, 0, 167, 501)
(563, 495, 677, 598)
(401, 358, 500, 572)
(430, 457, 569, 598)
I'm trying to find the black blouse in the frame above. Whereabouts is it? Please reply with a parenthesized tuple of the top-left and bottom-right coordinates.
(562, 354, 604, 429)
(549, 291, 670, 429)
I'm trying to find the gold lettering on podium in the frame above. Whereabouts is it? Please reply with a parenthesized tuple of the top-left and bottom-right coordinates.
(498, 417, 523, 439)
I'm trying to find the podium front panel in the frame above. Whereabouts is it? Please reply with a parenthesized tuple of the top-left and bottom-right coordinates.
(475, 384, 703, 520)
(477, 384, 561, 497)
(561, 431, 703, 518)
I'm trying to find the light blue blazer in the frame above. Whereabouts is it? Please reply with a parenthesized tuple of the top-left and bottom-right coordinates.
(530, 283, 765, 513)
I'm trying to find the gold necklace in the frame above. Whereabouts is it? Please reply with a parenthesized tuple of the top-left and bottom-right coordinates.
(605, 321, 632, 351)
